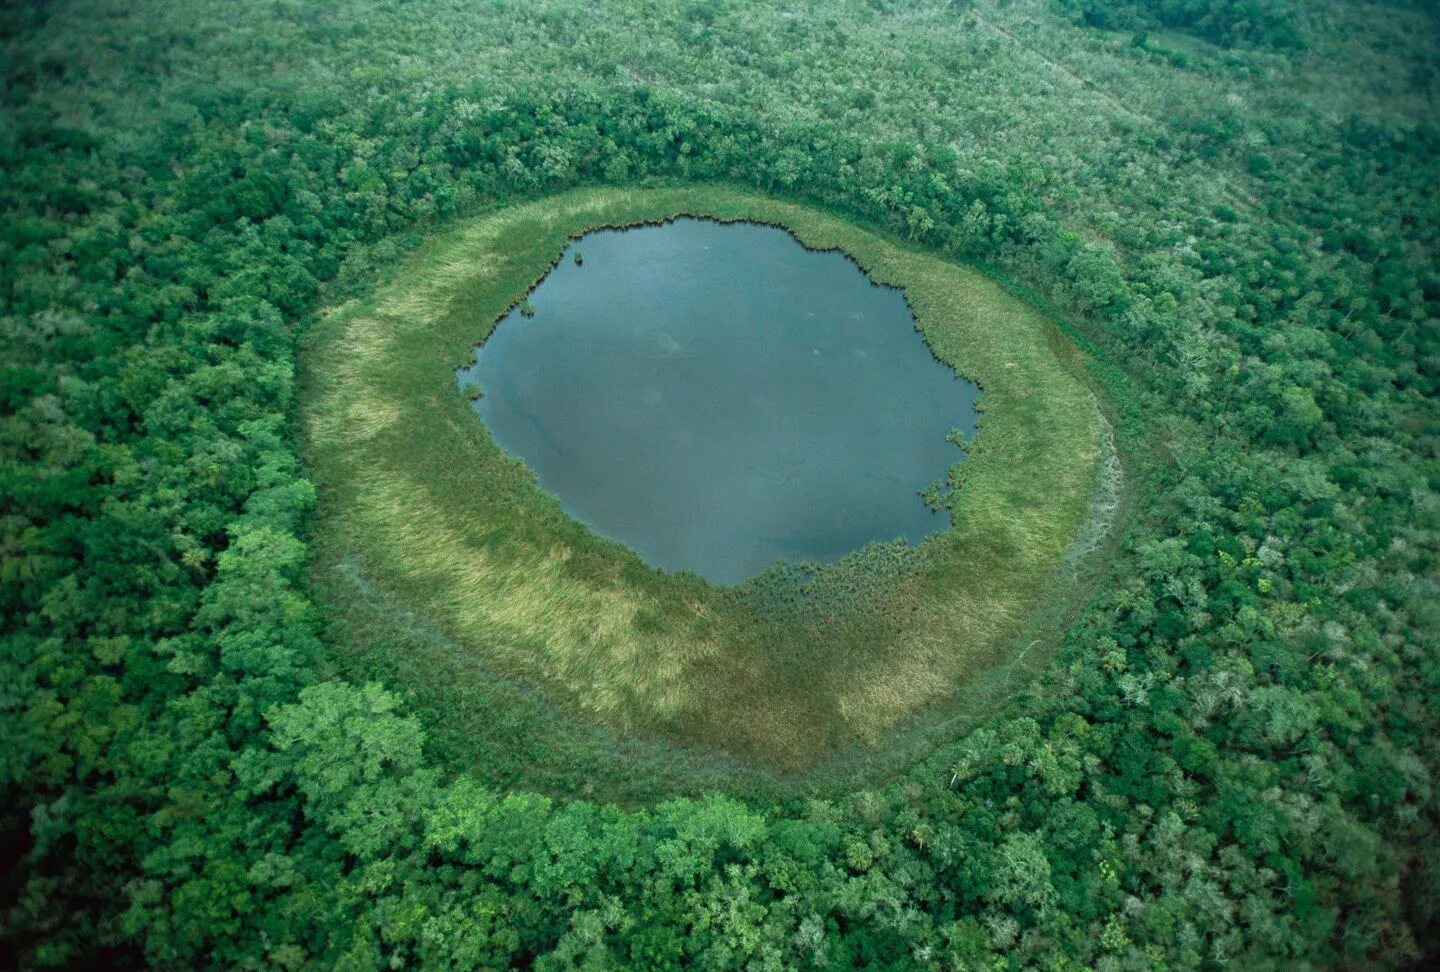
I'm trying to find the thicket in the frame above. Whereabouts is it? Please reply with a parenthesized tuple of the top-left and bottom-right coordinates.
(1052, 0, 1306, 49)
(3, 0, 1438, 968)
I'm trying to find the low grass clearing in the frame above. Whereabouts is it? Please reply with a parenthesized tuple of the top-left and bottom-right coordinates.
(302, 186, 1104, 772)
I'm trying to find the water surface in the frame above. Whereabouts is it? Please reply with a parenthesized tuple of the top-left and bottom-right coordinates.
(457, 218, 978, 585)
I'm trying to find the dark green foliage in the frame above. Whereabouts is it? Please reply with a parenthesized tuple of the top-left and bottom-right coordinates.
(3, 0, 1438, 968)
(1056, 0, 1307, 48)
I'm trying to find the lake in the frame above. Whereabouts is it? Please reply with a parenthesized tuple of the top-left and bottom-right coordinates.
(457, 217, 979, 585)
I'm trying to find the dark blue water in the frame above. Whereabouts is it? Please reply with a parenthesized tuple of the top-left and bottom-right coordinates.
(457, 218, 979, 585)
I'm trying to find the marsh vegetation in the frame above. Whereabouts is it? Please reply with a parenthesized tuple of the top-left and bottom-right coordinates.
(307, 187, 1101, 768)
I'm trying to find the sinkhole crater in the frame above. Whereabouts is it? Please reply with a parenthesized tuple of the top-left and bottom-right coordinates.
(305, 188, 1106, 768)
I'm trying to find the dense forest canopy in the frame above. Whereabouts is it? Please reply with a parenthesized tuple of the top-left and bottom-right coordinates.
(2, 0, 1438, 968)
(1053, 0, 1307, 48)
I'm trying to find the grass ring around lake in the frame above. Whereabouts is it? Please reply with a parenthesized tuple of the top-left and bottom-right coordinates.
(302, 186, 1107, 771)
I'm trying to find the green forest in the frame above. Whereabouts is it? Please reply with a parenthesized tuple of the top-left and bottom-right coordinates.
(2, 0, 1438, 968)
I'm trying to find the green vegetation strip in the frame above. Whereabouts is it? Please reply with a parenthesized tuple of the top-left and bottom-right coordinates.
(303, 187, 1101, 766)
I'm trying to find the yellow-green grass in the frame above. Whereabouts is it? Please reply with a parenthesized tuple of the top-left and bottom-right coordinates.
(302, 187, 1102, 768)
